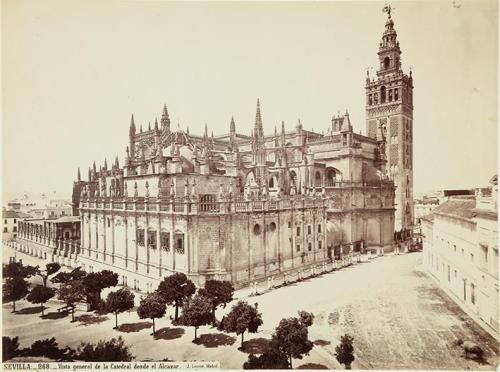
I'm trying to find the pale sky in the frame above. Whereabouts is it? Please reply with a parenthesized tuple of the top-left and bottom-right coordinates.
(2, 0, 498, 195)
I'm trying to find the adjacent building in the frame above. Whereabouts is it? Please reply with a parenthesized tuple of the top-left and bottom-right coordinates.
(422, 175, 499, 338)
(2, 210, 32, 241)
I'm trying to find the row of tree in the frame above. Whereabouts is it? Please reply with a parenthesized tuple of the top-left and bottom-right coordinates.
(3, 336, 132, 362)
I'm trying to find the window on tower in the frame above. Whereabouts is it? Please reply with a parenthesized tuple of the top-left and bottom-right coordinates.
(389, 89, 393, 102)
(374, 93, 378, 104)
(369, 94, 373, 106)
(381, 86, 386, 103)
(384, 57, 390, 70)
(395, 88, 399, 100)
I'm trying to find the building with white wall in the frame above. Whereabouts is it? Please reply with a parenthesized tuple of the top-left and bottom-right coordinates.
(422, 176, 498, 338)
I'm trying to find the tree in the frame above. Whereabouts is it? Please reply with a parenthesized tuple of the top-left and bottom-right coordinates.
(27, 285, 56, 316)
(178, 294, 213, 342)
(271, 311, 315, 369)
(137, 293, 166, 335)
(156, 273, 196, 321)
(75, 337, 133, 362)
(335, 334, 355, 369)
(58, 280, 87, 322)
(243, 349, 289, 370)
(3, 277, 30, 312)
(3, 337, 23, 362)
(51, 267, 86, 285)
(27, 338, 74, 361)
(106, 288, 135, 329)
(37, 263, 61, 287)
(198, 279, 234, 326)
(220, 301, 263, 349)
(83, 270, 118, 307)
(3, 261, 37, 279)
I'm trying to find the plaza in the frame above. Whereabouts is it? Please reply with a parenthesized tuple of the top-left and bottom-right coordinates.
(3, 246, 498, 369)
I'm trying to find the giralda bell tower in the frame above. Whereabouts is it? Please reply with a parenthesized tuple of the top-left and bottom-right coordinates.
(366, 5, 414, 232)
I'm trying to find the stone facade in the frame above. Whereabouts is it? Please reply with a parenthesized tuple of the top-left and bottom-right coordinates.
(365, 11, 414, 231)
(66, 13, 403, 289)
(15, 217, 82, 267)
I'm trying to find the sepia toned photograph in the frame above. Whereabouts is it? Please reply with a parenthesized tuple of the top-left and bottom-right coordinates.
(2, 0, 498, 370)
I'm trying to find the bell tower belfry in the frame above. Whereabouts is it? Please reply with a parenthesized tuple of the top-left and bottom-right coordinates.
(366, 5, 414, 231)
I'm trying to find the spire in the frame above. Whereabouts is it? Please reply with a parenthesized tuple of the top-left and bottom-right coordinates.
(204, 123, 208, 138)
(254, 99, 264, 139)
(148, 121, 151, 131)
(93, 161, 97, 174)
(161, 104, 170, 131)
(129, 114, 136, 138)
(88, 167, 92, 182)
(104, 158, 108, 170)
(378, 4, 401, 73)
(115, 156, 119, 169)
(77, 167, 81, 182)
(230, 116, 236, 134)
(154, 118, 159, 130)
(140, 124, 143, 133)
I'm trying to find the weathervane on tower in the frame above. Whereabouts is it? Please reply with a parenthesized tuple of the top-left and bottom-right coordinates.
(383, 4, 394, 18)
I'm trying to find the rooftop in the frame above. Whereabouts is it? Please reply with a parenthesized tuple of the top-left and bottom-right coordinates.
(433, 198, 477, 220)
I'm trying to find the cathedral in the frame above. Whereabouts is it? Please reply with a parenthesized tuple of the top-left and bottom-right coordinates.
(71, 10, 413, 289)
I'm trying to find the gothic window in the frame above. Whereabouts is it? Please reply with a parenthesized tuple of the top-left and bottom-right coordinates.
(253, 224, 261, 235)
(147, 230, 157, 250)
(326, 169, 337, 186)
(374, 93, 378, 104)
(269, 222, 276, 232)
(381, 86, 387, 103)
(384, 56, 390, 70)
(369, 94, 373, 106)
(175, 233, 185, 254)
(161, 232, 170, 252)
(136, 228, 145, 246)
(395, 88, 399, 100)
(315, 172, 322, 187)
(388, 89, 393, 102)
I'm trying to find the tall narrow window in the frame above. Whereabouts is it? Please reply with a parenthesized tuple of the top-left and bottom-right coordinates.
(175, 233, 185, 254)
(136, 229, 145, 247)
(161, 232, 170, 252)
(147, 230, 157, 250)
(381, 86, 386, 103)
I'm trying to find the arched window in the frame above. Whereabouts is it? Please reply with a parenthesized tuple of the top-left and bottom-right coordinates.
(315, 171, 322, 187)
(381, 86, 386, 103)
(394, 88, 399, 101)
(269, 177, 274, 188)
(384, 57, 390, 70)
(253, 224, 261, 235)
(326, 169, 337, 186)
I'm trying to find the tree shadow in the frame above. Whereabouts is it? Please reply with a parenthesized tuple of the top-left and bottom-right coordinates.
(117, 321, 152, 333)
(16, 306, 42, 315)
(75, 314, 109, 326)
(240, 338, 271, 354)
(313, 339, 331, 347)
(153, 327, 185, 340)
(193, 333, 236, 348)
(297, 363, 329, 369)
(42, 311, 68, 320)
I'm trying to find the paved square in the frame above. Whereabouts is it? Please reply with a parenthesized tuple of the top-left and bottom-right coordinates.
(3, 248, 499, 369)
